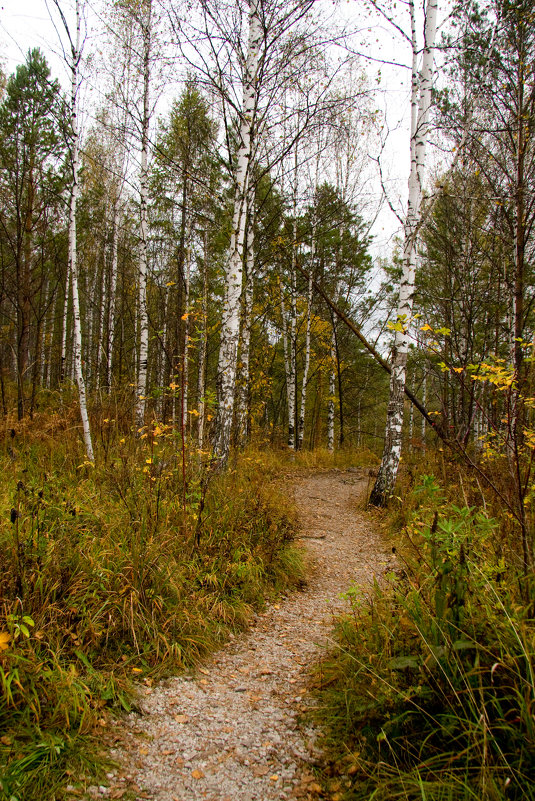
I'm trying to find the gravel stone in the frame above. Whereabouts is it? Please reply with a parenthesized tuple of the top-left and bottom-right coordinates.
(104, 471, 387, 800)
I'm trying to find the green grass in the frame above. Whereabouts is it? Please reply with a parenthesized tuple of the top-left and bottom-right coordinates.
(314, 471, 535, 801)
(0, 410, 305, 801)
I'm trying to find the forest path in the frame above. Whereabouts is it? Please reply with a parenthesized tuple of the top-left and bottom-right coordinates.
(100, 470, 390, 801)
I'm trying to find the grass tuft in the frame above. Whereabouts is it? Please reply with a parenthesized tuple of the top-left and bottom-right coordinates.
(314, 470, 535, 801)
(0, 417, 304, 800)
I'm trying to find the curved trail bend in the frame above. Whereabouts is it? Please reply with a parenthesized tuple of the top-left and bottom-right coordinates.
(102, 470, 389, 801)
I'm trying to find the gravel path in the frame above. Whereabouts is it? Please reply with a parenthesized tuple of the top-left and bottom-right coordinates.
(95, 470, 390, 801)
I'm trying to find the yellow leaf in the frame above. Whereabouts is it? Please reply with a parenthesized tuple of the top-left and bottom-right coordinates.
(191, 769, 204, 779)
(0, 631, 10, 651)
(420, 324, 433, 331)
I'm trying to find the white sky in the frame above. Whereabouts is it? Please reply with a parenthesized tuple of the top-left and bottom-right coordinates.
(0, 0, 456, 261)
(1, 1, 62, 74)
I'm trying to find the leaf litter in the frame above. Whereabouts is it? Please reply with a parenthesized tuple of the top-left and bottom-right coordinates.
(90, 470, 390, 801)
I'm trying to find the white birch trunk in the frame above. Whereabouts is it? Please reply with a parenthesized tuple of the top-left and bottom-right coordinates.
(94, 243, 108, 391)
(370, 0, 438, 505)
(106, 89, 129, 393)
(212, 0, 261, 464)
(280, 289, 293, 441)
(197, 229, 209, 450)
(182, 235, 192, 432)
(236, 185, 255, 447)
(158, 285, 169, 418)
(68, 0, 94, 462)
(297, 266, 313, 450)
(60, 266, 71, 384)
(327, 325, 336, 452)
(107, 200, 120, 391)
(135, 0, 151, 431)
(287, 219, 298, 449)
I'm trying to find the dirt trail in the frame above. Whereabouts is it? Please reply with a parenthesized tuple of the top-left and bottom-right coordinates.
(97, 470, 390, 801)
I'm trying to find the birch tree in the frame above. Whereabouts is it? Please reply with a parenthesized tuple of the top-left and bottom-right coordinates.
(236, 181, 256, 447)
(369, 0, 438, 506)
(211, 0, 263, 463)
(171, 0, 319, 464)
(135, 0, 152, 431)
(52, 0, 94, 461)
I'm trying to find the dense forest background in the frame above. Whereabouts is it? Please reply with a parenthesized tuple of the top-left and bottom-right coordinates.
(0, 0, 533, 474)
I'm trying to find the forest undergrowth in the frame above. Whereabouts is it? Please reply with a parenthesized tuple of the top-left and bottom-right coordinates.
(0, 400, 340, 801)
(315, 454, 535, 801)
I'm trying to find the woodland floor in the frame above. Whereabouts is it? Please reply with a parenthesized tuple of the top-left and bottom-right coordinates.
(88, 469, 390, 801)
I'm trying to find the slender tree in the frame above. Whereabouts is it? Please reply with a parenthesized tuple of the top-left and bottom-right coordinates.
(370, 0, 438, 506)
(52, 0, 94, 461)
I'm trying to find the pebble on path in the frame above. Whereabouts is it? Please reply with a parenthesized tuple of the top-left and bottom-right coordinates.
(98, 470, 390, 801)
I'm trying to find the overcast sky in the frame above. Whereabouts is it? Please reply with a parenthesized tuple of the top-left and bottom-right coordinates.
(0, 0, 455, 260)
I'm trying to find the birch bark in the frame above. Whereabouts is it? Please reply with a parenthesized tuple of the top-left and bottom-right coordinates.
(236, 183, 256, 447)
(212, 0, 261, 464)
(60, 268, 71, 385)
(197, 229, 209, 450)
(63, 0, 94, 461)
(182, 232, 192, 432)
(369, 0, 438, 506)
(327, 324, 336, 452)
(297, 266, 313, 450)
(135, 0, 152, 431)
(107, 198, 120, 391)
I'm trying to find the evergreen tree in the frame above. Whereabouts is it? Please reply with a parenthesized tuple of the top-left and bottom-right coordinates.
(0, 49, 66, 419)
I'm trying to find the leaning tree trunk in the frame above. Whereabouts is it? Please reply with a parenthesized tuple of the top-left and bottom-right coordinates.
(212, 0, 261, 465)
(369, 0, 438, 506)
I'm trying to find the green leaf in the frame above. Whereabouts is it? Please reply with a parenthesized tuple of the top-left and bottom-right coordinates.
(388, 656, 420, 670)
(452, 639, 477, 651)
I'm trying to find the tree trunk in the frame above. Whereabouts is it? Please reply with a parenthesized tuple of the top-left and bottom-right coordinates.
(236, 184, 255, 447)
(297, 266, 313, 449)
(182, 231, 192, 432)
(135, 0, 152, 431)
(212, 0, 261, 465)
(327, 324, 336, 451)
(68, 0, 94, 462)
(370, 0, 438, 506)
(197, 229, 209, 450)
